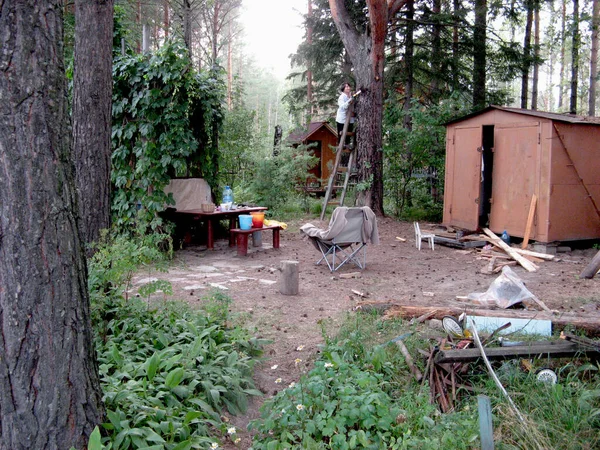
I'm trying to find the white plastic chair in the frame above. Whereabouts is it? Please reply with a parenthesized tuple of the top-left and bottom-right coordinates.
(414, 222, 435, 251)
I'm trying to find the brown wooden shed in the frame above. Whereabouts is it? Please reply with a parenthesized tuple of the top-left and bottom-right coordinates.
(443, 106, 600, 243)
(287, 121, 338, 189)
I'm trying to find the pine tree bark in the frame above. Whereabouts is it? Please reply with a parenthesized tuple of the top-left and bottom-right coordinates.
(531, 3, 540, 110)
(521, 0, 533, 109)
(430, 0, 442, 97)
(473, 0, 487, 110)
(403, 0, 414, 129)
(0, 1, 104, 448)
(559, 0, 567, 109)
(329, 0, 408, 215)
(73, 0, 114, 251)
(184, 0, 192, 57)
(590, 0, 599, 116)
(571, 0, 580, 114)
(452, 0, 461, 90)
(164, 0, 170, 37)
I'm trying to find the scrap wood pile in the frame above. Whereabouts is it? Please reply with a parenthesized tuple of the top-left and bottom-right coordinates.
(439, 227, 556, 274)
(394, 315, 600, 414)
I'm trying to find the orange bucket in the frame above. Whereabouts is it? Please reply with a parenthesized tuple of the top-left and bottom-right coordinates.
(251, 212, 265, 228)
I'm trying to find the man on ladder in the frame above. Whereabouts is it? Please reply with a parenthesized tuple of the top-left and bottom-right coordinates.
(320, 84, 361, 220)
(336, 82, 356, 150)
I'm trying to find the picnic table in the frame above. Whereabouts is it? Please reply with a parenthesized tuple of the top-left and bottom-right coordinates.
(167, 206, 268, 249)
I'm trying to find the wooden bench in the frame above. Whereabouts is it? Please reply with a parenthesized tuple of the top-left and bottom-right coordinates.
(230, 225, 282, 256)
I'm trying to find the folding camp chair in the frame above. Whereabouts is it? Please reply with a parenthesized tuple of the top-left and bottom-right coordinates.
(300, 207, 378, 272)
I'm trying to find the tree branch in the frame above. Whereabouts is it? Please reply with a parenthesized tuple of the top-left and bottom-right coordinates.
(388, 0, 408, 17)
(328, 0, 360, 58)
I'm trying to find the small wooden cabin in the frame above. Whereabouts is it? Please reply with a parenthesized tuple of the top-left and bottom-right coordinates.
(287, 121, 338, 189)
(443, 106, 600, 243)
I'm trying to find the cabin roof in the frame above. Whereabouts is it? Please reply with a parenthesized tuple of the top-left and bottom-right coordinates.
(287, 121, 337, 143)
(445, 105, 600, 126)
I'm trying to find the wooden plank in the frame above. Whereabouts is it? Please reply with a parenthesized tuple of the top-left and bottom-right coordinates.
(521, 194, 537, 249)
(381, 305, 600, 334)
(434, 342, 595, 364)
(482, 228, 537, 272)
(434, 236, 488, 249)
(561, 332, 600, 351)
(514, 248, 555, 261)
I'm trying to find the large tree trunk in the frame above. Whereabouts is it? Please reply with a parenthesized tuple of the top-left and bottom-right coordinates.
(73, 0, 114, 252)
(590, 0, 599, 116)
(473, 0, 486, 110)
(531, 3, 540, 110)
(0, 1, 104, 448)
(452, 0, 461, 90)
(329, 0, 407, 215)
(570, 0, 580, 114)
(521, 0, 533, 109)
(430, 0, 442, 97)
(307, 0, 314, 120)
(559, 0, 567, 109)
(184, 0, 192, 58)
(403, 0, 414, 129)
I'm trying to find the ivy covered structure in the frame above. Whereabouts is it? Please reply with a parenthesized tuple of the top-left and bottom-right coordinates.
(111, 40, 224, 230)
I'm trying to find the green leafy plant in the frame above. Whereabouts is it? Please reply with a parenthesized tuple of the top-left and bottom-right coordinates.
(111, 39, 224, 230)
(249, 317, 480, 449)
(94, 293, 265, 449)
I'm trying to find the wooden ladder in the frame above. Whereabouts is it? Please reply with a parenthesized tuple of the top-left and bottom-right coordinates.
(320, 104, 356, 220)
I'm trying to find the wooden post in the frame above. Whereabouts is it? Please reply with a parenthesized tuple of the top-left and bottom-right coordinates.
(580, 250, 600, 279)
(279, 260, 299, 295)
(521, 194, 537, 249)
(478, 395, 495, 450)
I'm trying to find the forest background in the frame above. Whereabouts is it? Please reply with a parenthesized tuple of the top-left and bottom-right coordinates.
(2, 0, 599, 448)
(102, 0, 599, 228)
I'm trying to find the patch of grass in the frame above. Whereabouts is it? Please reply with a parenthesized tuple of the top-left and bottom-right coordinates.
(250, 311, 600, 449)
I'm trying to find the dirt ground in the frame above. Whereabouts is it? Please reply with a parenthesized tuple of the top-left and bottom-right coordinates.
(132, 216, 600, 448)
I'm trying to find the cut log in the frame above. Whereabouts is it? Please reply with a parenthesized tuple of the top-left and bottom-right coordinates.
(279, 260, 299, 295)
(382, 305, 600, 334)
(580, 250, 600, 279)
(482, 228, 537, 272)
(521, 194, 537, 249)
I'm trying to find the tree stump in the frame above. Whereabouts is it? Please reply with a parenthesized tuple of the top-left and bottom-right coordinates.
(279, 260, 299, 295)
(580, 250, 600, 279)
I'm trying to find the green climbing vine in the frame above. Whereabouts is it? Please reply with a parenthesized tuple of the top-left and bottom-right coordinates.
(111, 40, 224, 230)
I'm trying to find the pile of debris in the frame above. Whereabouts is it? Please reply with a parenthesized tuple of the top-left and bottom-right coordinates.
(394, 315, 600, 413)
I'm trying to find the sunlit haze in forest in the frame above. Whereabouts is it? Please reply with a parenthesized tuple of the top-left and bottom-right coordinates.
(240, 0, 306, 78)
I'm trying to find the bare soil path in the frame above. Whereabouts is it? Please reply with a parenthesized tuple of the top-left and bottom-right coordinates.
(132, 217, 600, 448)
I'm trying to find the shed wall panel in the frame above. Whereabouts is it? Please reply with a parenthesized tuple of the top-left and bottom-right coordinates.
(443, 108, 600, 242)
(443, 126, 481, 229)
(489, 122, 539, 237)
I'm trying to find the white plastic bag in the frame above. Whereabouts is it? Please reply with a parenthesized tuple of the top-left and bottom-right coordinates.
(467, 266, 537, 308)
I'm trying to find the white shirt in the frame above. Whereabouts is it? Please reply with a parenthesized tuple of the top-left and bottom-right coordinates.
(336, 93, 355, 124)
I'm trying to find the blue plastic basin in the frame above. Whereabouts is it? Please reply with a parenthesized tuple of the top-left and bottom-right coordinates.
(239, 215, 253, 230)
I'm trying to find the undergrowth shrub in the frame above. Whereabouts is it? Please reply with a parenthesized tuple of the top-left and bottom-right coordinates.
(249, 322, 480, 449)
(89, 232, 266, 449)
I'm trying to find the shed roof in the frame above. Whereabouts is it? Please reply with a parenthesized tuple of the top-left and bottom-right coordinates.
(445, 105, 600, 126)
(287, 121, 337, 144)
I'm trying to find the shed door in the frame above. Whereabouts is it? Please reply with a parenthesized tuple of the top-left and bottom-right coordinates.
(488, 123, 539, 236)
(447, 126, 482, 229)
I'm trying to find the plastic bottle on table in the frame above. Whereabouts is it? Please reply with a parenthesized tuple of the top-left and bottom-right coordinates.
(223, 186, 233, 204)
